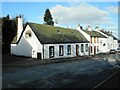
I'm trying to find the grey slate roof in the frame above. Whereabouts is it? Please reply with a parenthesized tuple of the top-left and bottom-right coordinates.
(112, 35, 117, 40)
(83, 30, 107, 38)
(12, 22, 89, 44)
(100, 30, 117, 40)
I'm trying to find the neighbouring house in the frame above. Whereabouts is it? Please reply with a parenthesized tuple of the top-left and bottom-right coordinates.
(97, 30, 118, 51)
(11, 17, 90, 60)
(77, 25, 107, 55)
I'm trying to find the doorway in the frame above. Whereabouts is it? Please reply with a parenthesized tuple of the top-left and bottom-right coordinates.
(37, 53, 41, 60)
(76, 45, 79, 56)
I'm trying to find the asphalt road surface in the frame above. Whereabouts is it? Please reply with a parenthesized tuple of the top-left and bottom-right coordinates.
(2, 54, 120, 88)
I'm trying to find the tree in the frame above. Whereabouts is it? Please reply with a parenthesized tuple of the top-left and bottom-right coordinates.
(43, 9, 54, 26)
(2, 15, 17, 53)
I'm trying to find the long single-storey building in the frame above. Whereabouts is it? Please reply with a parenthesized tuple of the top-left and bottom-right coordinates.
(11, 17, 90, 60)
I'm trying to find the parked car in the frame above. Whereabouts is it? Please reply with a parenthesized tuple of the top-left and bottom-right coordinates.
(109, 49, 116, 54)
(116, 48, 120, 53)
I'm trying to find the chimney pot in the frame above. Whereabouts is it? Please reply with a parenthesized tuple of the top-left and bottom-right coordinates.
(87, 25, 92, 31)
(95, 26, 99, 30)
(77, 24, 82, 30)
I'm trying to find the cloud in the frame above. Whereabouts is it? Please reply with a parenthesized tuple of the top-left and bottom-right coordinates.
(50, 3, 111, 26)
(106, 6, 119, 14)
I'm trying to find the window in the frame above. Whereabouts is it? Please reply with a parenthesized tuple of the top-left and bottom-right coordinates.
(49, 46, 54, 58)
(59, 45, 64, 56)
(67, 45, 71, 55)
(85, 44, 88, 52)
(97, 46, 99, 52)
(91, 46, 93, 53)
(25, 30, 32, 38)
(103, 43, 106, 46)
(32, 50, 35, 55)
(97, 38, 99, 43)
(81, 44, 84, 52)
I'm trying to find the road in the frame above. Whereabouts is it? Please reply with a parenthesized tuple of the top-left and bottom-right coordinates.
(2, 53, 120, 88)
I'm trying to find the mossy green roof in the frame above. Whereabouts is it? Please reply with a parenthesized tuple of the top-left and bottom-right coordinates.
(28, 23, 89, 44)
(83, 30, 107, 38)
(12, 22, 89, 44)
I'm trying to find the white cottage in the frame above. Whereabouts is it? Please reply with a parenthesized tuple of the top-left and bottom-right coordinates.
(77, 25, 107, 55)
(97, 30, 118, 52)
(11, 17, 90, 60)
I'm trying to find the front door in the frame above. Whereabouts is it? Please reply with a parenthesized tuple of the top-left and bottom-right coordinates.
(76, 45, 79, 56)
(37, 53, 41, 60)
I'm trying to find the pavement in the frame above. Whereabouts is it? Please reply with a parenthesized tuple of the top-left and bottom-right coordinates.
(2, 53, 97, 66)
(2, 53, 110, 66)
(2, 53, 120, 67)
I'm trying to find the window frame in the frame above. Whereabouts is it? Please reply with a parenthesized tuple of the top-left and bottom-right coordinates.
(85, 44, 88, 52)
(59, 45, 64, 56)
(49, 46, 54, 58)
(97, 46, 99, 52)
(67, 45, 71, 55)
(81, 44, 84, 52)
(91, 46, 93, 53)
(25, 30, 32, 39)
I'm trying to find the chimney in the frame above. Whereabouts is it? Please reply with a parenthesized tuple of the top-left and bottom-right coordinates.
(95, 26, 99, 31)
(87, 25, 92, 31)
(77, 24, 82, 30)
(111, 31, 112, 34)
(17, 16, 23, 41)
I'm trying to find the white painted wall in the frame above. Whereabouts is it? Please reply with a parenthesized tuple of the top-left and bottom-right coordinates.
(113, 40, 118, 49)
(23, 25, 43, 59)
(11, 25, 43, 59)
(43, 43, 89, 59)
(96, 30, 118, 52)
(77, 26, 101, 55)
(11, 36, 33, 57)
(99, 38, 108, 53)
(107, 36, 113, 51)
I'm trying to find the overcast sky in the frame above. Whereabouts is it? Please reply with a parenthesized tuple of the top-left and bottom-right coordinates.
(1, 2, 119, 38)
